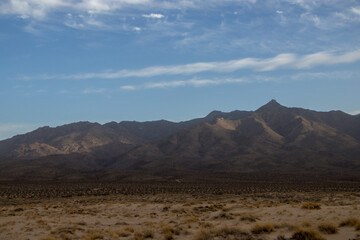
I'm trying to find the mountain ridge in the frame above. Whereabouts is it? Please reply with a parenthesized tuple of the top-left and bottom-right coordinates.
(1, 100, 359, 181)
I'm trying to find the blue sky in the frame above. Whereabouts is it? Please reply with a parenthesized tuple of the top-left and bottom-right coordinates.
(0, 0, 360, 140)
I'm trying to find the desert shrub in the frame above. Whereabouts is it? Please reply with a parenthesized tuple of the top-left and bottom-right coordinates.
(339, 217, 360, 227)
(356, 222, 360, 231)
(251, 223, 274, 234)
(213, 211, 234, 219)
(291, 229, 325, 240)
(134, 231, 144, 240)
(301, 221, 312, 227)
(40, 236, 57, 240)
(134, 229, 154, 240)
(124, 226, 135, 233)
(83, 232, 105, 240)
(194, 229, 211, 240)
(240, 214, 258, 222)
(301, 202, 321, 210)
(162, 229, 173, 240)
(115, 229, 130, 237)
(161, 224, 179, 240)
(214, 226, 246, 236)
(317, 222, 338, 234)
(195, 226, 251, 240)
(143, 229, 154, 238)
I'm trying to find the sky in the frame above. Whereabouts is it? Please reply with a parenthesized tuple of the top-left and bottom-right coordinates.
(0, 0, 360, 140)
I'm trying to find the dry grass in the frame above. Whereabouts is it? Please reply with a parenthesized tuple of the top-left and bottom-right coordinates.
(239, 213, 258, 222)
(1, 184, 360, 240)
(250, 223, 274, 234)
(194, 226, 250, 240)
(194, 229, 210, 240)
(339, 217, 360, 227)
(213, 226, 238, 235)
(161, 224, 180, 240)
(83, 230, 105, 240)
(317, 222, 338, 234)
(301, 202, 321, 210)
(301, 221, 312, 227)
(134, 228, 154, 240)
(291, 229, 325, 240)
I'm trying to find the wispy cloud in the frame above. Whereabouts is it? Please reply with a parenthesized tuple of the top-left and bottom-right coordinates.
(351, 7, 360, 16)
(26, 49, 360, 80)
(0, 0, 150, 20)
(118, 78, 247, 91)
(0, 0, 256, 20)
(142, 13, 164, 19)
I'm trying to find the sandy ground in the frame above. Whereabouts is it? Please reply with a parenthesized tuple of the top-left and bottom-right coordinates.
(1, 191, 360, 240)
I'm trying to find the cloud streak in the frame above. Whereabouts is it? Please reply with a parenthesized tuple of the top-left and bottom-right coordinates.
(59, 49, 360, 80)
(142, 13, 164, 18)
(121, 78, 247, 90)
(0, 0, 151, 19)
(0, 0, 257, 20)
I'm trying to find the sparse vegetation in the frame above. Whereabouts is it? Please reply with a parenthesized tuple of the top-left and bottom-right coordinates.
(318, 222, 338, 234)
(240, 213, 258, 222)
(194, 226, 251, 240)
(291, 229, 325, 240)
(194, 229, 211, 240)
(1, 182, 360, 240)
(251, 223, 274, 234)
(339, 217, 360, 227)
(301, 202, 321, 210)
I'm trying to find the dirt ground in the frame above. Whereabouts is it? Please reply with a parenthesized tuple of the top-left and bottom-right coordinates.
(1, 183, 360, 240)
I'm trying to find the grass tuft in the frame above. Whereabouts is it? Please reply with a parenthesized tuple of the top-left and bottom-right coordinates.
(318, 222, 338, 234)
(194, 229, 211, 240)
(339, 217, 360, 227)
(292, 229, 325, 240)
(301, 202, 321, 210)
(251, 223, 274, 234)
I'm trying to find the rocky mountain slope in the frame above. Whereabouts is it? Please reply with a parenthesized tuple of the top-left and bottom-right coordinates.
(111, 100, 360, 174)
(0, 100, 359, 180)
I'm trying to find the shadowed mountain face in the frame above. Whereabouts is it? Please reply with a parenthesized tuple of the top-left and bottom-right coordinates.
(0, 110, 250, 160)
(0, 100, 359, 180)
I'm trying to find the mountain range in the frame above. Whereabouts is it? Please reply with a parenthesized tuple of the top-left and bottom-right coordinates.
(1, 100, 359, 181)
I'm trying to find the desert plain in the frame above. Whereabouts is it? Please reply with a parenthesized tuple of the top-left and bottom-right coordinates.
(1, 179, 360, 240)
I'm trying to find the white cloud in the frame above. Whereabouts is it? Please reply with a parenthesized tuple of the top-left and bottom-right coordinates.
(0, 0, 70, 20)
(121, 78, 247, 90)
(119, 69, 360, 91)
(0, 0, 151, 20)
(133, 26, 141, 31)
(142, 13, 164, 19)
(51, 49, 360, 80)
(351, 7, 360, 16)
(121, 85, 136, 90)
(295, 50, 360, 68)
(284, 0, 319, 10)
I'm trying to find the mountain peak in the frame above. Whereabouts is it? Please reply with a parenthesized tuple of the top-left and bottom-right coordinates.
(205, 110, 224, 119)
(256, 99, 285, 112)
(267, 99, 281, 106)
